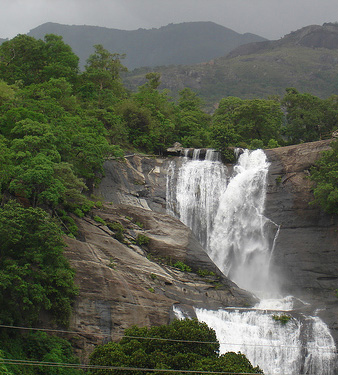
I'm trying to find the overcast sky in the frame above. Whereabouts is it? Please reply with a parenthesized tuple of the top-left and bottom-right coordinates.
(1, 0, 337, 40)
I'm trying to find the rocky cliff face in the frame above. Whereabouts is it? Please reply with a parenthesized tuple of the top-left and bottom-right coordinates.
(265, 140, 338, 342)
(64, 155, 254, 360)
(65, 142, 338, 358)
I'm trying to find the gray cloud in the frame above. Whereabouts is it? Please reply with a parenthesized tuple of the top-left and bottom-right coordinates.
(0, 0, 337, 40)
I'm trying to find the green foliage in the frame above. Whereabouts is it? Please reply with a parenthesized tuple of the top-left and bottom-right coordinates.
(57, 210, 78, 237)
(134, 221, 143, 228)
(272, 314, 291, 325)
(93, 215, 106, 225)
(211, 96, 283, 151)
(249, 139, 264, 150)
(89, 319, 263, 374)
(107, 221, 125, 242)
(108, 258, 116, 269)
(282, 88, 338, 144)
(0, 349, 14, 375)
(267, 138, 280, 148)
(173, 261, 192, 272)
(0, 331, 83, 375)
(0, 201, 77, 326)
(310, 140, 338, 214)
(196, 269, 216, 277)
(0, 34, 79, 86)
(136, 234, 150, 246)
(176, 88, 211, 148)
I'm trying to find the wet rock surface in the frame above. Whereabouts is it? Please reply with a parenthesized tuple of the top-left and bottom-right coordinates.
(265, 140, 338, 342)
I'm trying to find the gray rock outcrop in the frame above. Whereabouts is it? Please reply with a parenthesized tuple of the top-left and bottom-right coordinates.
(265, 140, 338, 341)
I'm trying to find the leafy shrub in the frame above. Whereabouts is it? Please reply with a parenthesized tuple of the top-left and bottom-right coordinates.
(73, 208, 84, 218)
(57, 209, 78, 237)
(136, 234, 150, 246)
(267, 138, 280, 148)
(197, 269, 216, 277)
(89, 319, 263, 374)
(135, 220, 144, 228)
(0, 331, 83, 375)
(95, 201, 103, 209)
(173, 261, 192, 272)
(249, 139, 264, 150)
(272, 314, 291, 325)
(107, 221, 124, 242)
(93, 215, 106, 225)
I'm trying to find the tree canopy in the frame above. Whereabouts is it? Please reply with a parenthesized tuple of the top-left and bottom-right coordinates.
(89, 319, 263, 375)
(0, 201, 77, 326)
(310, 139, 338, 214)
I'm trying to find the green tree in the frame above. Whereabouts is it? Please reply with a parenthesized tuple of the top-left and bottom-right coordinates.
(310, 139, 338, 214)
(0, 201, 78, 326)
(0, 331, 83, 375)
(89, 319, 263, 374)
(176, 88, 211, 148)
(211, 96, 283, 150)
(42, 34, 79, 83)
(0, 34, 79, 86)
(282, 88, 338, 143)
(210, 96, 282, 159)
(81, 44, 127, 105)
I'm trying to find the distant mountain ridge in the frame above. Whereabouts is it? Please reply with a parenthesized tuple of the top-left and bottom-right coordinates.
(27, 21, 267, 69)
(124, 23, 338, 108)
(227, 22, 338, 58)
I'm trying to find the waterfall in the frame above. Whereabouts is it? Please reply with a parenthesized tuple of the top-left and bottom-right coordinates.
(208, 149, 279, 295)
(167, 149, 227, 248)
(194, 305, 337, 375)
(167, 148, 337, 375)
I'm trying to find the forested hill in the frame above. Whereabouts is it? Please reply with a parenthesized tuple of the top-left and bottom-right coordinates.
(27, 21, 267, 69)
(124, 23, 338, 106)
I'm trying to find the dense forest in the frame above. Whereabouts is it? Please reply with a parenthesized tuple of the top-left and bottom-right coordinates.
(0, 33, 338, 373)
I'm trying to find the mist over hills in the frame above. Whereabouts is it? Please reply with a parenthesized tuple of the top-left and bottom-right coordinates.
(27, 21, 267, 70)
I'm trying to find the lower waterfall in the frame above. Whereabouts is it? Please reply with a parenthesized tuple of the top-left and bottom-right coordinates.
(167, 149, 337, 375)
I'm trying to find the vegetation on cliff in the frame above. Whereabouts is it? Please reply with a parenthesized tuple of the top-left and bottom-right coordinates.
(310, 139, 338, 214)
(89, 318, 263, 374)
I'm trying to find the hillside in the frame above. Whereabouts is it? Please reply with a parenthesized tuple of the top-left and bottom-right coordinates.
(124, 23, 338, 107)
(27, 21, 266, 70)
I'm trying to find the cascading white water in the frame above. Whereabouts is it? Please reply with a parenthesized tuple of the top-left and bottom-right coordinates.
(167, 149, 227, 248)
(194, 305, 337, 375)
(209, 149, 279, 296)
(167, 148, 337, 375)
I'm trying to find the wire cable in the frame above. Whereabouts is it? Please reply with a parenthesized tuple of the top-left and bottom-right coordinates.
(2, 358, 335, 375)
(0, 324, 336, 353)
